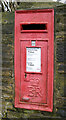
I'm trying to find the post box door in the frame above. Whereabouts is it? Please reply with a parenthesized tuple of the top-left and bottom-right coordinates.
(20, 39, 48, 104)
(15, 9, 54, 112)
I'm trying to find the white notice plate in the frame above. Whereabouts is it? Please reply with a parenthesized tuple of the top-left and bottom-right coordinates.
(26, 47, 41, 72)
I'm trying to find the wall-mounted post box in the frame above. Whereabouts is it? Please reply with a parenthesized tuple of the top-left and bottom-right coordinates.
(15, 9, 54, 112)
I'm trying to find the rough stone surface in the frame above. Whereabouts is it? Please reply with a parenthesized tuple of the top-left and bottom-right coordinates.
(1, 2, 66, 120)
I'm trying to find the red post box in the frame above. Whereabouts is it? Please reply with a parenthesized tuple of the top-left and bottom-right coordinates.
(15, 9, 54, 112)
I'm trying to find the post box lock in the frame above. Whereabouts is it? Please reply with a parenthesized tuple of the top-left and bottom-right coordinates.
(15, 9, 54, 112)
(24, 73, 30, 82)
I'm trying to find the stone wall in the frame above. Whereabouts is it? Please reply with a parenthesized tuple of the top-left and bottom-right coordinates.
(2, 2, 66, 120)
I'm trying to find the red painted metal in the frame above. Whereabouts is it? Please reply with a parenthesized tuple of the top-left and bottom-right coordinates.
(15, 9, 54, 112)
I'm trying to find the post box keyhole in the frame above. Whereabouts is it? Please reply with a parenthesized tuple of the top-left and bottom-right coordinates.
(24, 73, 30, 82)
(25, 73, 27, 78)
